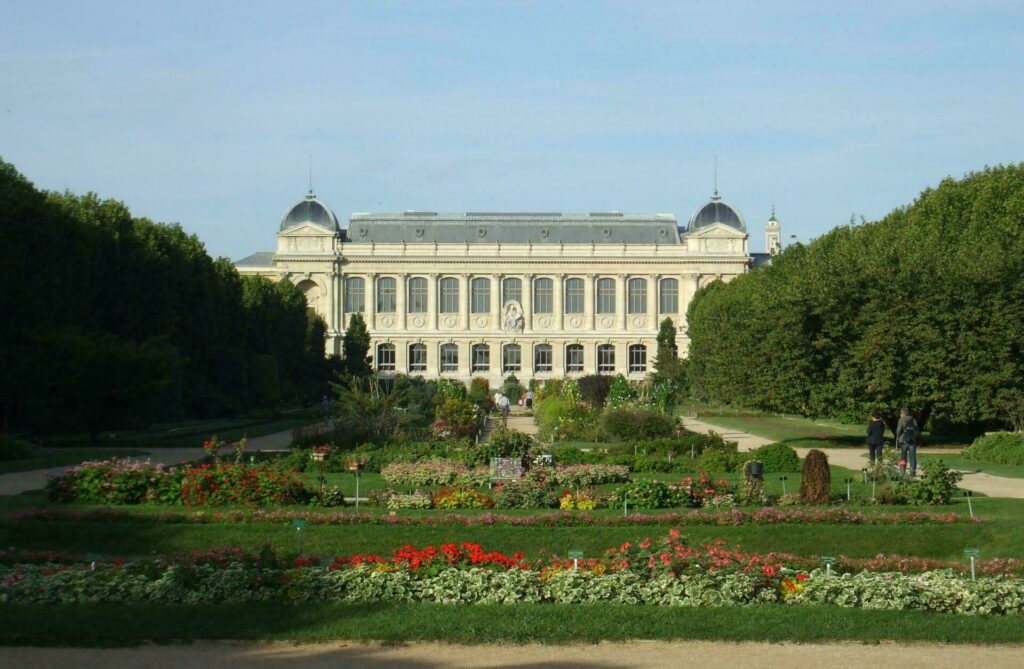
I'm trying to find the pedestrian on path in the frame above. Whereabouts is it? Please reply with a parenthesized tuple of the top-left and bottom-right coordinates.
(496, 393, 510, 426)
(896, 407, 919, 477)
(866, 411, 885, 465)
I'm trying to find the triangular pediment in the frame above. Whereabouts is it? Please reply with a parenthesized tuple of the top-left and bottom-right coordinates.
(685, 222, 748, 239)
(279, 223, 336, 237)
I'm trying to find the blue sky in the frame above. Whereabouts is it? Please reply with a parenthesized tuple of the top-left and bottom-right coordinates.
(2, 1, 1021, 258)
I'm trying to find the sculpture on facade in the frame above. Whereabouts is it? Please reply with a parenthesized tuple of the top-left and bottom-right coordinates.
(503, 301, 524, 332)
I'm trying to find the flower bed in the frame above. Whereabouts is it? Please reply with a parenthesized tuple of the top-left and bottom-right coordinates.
(552, 464, 629, 488)
(2, 534, 1021, 615)
(11, 507, 980, 528)
(380, 459, 488, 487)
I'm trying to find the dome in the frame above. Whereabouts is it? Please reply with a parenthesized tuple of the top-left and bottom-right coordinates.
(279, 191, 339, 232)
(687, 194, 746, 232)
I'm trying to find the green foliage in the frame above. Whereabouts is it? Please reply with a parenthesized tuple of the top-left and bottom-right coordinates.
(480, 428, 534, 462)
(332, 376, 421, 445)
(577, 375, 613, 407)
(750, 443, 802, 473)
(687, 164, 1024, 431)
(342, 313, 372, 377)
(698, 449, 730, 473)
(962, 432, 1024, 465)
(799, 450, 831, 505)
(0, 434, 40, 461)
(600, 408, 676, 441)
(492, 476, 558, 509)
(909, 461, 963, 505)
(468, 377, 493, 410)
(433, 397, 478, 440)
(607, 374, 637, 408)
(502, 374, 524, 403)
(609, 479, 681, 509)
(434, 378, 467, 402)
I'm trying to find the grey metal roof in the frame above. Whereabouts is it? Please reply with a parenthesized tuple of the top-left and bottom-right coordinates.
(346, 212, 681, 245)
(279, 192, 339, 232)
(235, 251, 275, 267)
(687, 195, 746, 232)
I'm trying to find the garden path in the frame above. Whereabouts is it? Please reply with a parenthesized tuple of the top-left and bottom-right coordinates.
(0, 429, 295, 497)
(4, 640, 1024, 668)
(680, 418, 1024, 500)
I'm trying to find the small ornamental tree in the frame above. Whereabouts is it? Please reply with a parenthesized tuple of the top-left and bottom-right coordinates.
(799, 449, 831, 505)
(607, 374, 637, 408)
(342, 313, 372, 377)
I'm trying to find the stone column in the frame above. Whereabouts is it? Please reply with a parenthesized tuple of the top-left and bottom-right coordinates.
(553, 274, 564, 331)
(397, 273, 407, 330)
(459, 274, 470, 330)
(365, 272, 377, 331)
(427, 273, 438, 330)
(615, 274, 626, 330)
(491, 273, 501, 330)
(648, 274, 658, 330)
(522, 273, 533, 332)
(585, 273, 595, 330)
(395, 338, 406, 373)
(552, 340, 564, 376)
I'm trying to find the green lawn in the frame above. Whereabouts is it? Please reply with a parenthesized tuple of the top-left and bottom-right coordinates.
(3, 603, 1023, 646)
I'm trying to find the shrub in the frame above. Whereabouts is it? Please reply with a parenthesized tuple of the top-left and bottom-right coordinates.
(432, 488, 494, 509)
(962, 432, 1024, 465)
(380, 459, 467, 487)
(630, 455, 682, 473)
(600, 408, 675, 441)
(606, 374, 637, 407)
(387, 491, 433, 509)
(546, 445, 604, 465)
(433, 397, 478, 440)
(181, 463, 309, 506)
(492, 478, 558, 509)
(679, 473, 734, 507)
(482, 428, 534, 460)
(751, 443, 801, 473)
(698, 449, 730, 473)
(799, 449, 831, 505)
(559, 488, 602, 510)
(909, 460, 962, 505)
(609, 479, 682, 509)
(0, 434, 38, 461)
(553, 464, 630, 488)
(467, 377, 494, 411)
(502, 374, 525, 404)
(577, 374, 613, 407)
(46, 459, 184, 505)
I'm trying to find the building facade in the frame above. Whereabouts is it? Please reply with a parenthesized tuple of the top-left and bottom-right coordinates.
(235, 192, 778, 384)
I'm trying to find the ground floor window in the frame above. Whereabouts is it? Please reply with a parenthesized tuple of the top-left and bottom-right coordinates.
(565, 344, 584, 373)
(503, 344, 521, 373)
(534, 344, 552, 373)
(628, 344, 647, 374)
(597, 344, 615, 373)
(408, 343, 427, 373)
(471, 344, 490, 372)
(440, 343, 459, 373)
(376, 343, 395, 372)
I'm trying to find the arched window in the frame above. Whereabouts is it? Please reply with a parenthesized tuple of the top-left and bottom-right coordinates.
(408, 343, 427, 373)
(376, 343, 396, 372)
(471, 343, 490, 372)
(596, 278, 615, 314)
(533, 277, 553, 314)
(597, 344, 616, 373)
(659, 278, 679, 314)
(564, 278, 584, 314)
(471, 277, 490, 314)
(344, 277, 365, 313)
(502, 277, 522, 305)
(440, 343, 459, 373)
(503, 344, 521, 373)
(533, 344, 552, 373)
(376, 277, 396, 313)
(439, 277, 459, 313)
(565, 344, 584, 373)
(628, 344, 647, 374)
(627, 278, 647, 314)
(407, 277, 427, 313)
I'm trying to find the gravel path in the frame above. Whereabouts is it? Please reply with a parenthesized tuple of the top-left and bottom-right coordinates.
(3, 641, 1024, 668)
(0, 429, 295, 497)
(681, 418, 1024, 499)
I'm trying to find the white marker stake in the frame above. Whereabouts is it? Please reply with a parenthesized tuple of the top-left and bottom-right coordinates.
(970, 556, 976, 581)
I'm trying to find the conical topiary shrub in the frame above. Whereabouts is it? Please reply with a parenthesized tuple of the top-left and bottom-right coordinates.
(799, 449, 831, 504)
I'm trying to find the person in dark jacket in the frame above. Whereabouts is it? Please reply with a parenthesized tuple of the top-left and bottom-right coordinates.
(896, 407, 920, 477)
(866, 412, 885, 466)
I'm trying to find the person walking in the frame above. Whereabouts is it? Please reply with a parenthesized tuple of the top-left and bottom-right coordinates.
(895, 407, 919, 478)
(496, 393, 510, 426)
(866, 411, 885, 466)
(524, 389, 534, 410)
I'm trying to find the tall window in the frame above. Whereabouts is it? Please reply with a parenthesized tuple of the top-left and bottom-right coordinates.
(376, 343, 396, 372)
(407, 277, 427, 313)
(628, 344, 647, 374)
(564, 278, 584, 314)
(533, 277, 553, 314)
(440, 343, 459, 373)
(376, 277, 396, 313)
(503, 344, 521, 373)
(533, 344, 552, 373)
(471, 277, 490, 314)
(408, 343, 427, 373)
(597, 344, 616, 373)
(502, 277, 522, 305)
(439, 277, 459, 313)
(659, 278, 679, 314)
(627, 278, 647, 314)
(344, 277, 365, 313)
(565, 344, 584, 373)
(471, 344, 490, 372)
(596, 278, 615, 314)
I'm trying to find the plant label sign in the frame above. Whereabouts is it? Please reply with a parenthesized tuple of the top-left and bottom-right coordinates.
(820, 555, 836, 564)
(963, 548, 980, 558)
(489, 458, 524, 482)
(567, 550, 584, 560)
(292, 519, 307, 531)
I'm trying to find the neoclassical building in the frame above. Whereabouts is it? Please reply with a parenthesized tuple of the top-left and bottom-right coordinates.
(235, 191, 780, 383)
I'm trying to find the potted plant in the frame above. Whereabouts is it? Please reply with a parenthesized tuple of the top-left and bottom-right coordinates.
(745, 459, 764, 479)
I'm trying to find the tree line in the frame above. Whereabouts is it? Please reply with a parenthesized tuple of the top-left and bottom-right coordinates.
(0, 158, 336, 439)
(687, 164, 1024, 434)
